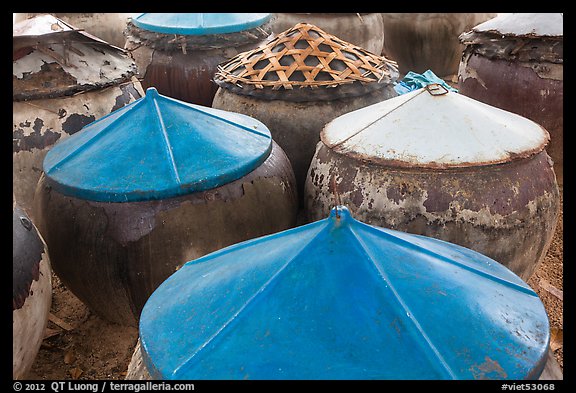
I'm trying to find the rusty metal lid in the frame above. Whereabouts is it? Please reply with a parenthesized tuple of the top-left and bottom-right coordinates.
(321, 85, 550, 169)
(470, 13, 563, 37)
(138, 205, 549, 379)
(13, 14, 137, 101)
(42, 87, 272, 202)
(214, 22, 398, 102)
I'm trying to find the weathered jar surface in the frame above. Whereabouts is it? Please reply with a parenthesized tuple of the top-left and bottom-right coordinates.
(305, 85, 560, 281)
(13, 13, 134, 47)
(33, 88, 298, 327)
(13, 15, 144, 217)
(458, 13, 563, 185)
(13, 202, 52, 380)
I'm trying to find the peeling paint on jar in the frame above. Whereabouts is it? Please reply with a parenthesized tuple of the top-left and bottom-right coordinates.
(14, 13, 136, 48)
(304, 87, 560, 281)
(13, 202, 52, 380)
(13, 15, 144, 217)
(458, 13, 563, 185)
(33, 88, 298, 326)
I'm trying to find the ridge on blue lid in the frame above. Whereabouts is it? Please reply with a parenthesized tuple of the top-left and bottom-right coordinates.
(43, 87, 272, 202)
(139, 206, 550, 380)
(131, 13, 271, 35)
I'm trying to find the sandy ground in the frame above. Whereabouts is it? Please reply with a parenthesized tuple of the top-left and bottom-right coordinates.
(527, 186, 564, 371)
(14, 12, 562, 382)
(24, 186, 564, 381)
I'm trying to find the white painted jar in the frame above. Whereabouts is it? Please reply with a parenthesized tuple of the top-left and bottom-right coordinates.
(13, 15, 144, 217)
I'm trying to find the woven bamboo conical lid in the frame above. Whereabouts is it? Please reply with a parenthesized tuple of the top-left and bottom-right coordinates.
(214, 22, 398, 102)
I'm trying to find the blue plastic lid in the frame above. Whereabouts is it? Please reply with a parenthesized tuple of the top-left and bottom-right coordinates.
(139, 206, 550, 380)
(43, 87, 272, 202)
(131, 13, 271, 35)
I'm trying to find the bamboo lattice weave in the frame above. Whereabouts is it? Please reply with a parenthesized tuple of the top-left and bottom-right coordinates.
(215, 23, 397, 91)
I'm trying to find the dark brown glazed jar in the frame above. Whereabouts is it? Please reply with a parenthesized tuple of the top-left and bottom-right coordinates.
(305, 85, 560, 282)
(458, 13, 563, 185)
(33, 88, 298, 326)
(124, 13, 273, 107)
(381, 13, 496, 77)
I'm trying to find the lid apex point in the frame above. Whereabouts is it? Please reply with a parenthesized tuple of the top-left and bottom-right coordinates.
(145, 87, 160, 100)
(329, 205, 352, 222)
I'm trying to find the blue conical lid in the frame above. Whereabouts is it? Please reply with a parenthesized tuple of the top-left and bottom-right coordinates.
(131, 13, 271, 35)
(43, 87, 272, 202)
(139, 206, 550, 380)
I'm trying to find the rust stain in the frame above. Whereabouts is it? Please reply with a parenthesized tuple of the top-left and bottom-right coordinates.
(312, 144, 557, 218)
(13, 46, 34, 61)
(470, 356, 508, 380)
(13, 62, 79, 101)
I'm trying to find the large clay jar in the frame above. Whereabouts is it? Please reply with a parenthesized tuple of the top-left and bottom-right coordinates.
(381, 13, 496, 77)
(126, 206, 550, 380)
(212, 22, 398, 204)
(458, 13, 563, 185)
(13, 13, 134, 47)
(305, 85, 560, 282)
(124, 13, 273, 107)
(270, 13, 384, 54)
(13, 14, 144, 217)
(13, 201, 52, 380)
(33, 88, 298, 327)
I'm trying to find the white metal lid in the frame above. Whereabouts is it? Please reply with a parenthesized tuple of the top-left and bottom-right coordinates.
(471, 13, 563, 37)
(321, 85, 550, 168)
